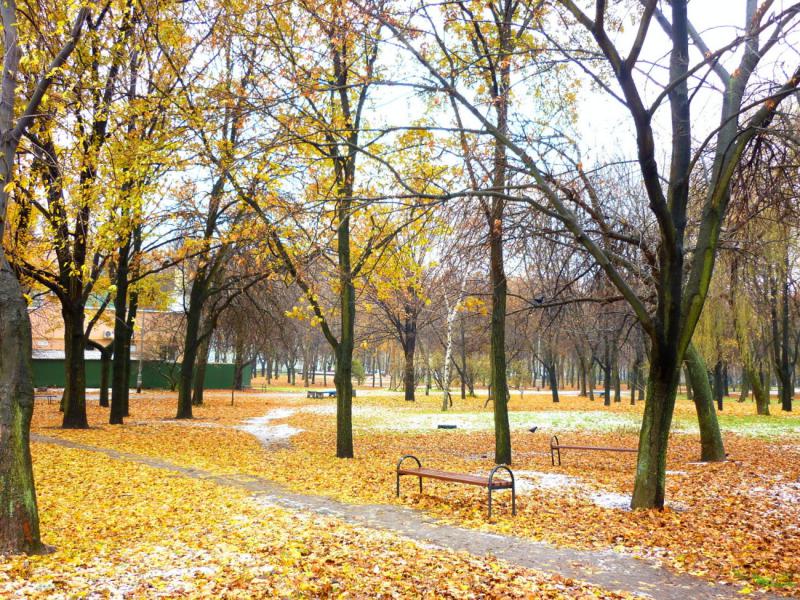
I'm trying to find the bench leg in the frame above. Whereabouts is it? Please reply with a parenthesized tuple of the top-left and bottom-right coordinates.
(488, 488, 492, 519)
(396, 473, 400, 497)
(551, 447, 561, 466)
(418, 476, 422, 494)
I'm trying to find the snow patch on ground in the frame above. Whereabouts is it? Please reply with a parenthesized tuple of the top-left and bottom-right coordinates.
(512, 471, 577, 494)
(511, 469, 688, 511)
(306, 406, 637, 432)
(673, 418, 800, 438)
(512, 470, 634, 510)
(749, 481, 800, 504)
(298, 406, 640, 433)
(589, 491, 633, 510)
(239, 409, 302, 445)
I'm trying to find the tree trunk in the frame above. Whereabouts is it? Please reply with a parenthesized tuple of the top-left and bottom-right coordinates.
(684, 344, 726, 462)
(579, 355, 587, 397)
(778, 259, 793, 412)
(631, 347, 680, 509)
(176, 277, 205, 419)
(684, 365, 693, 400)
(233, 340, 246, 390)
(110, 257, 131, 424)
(98, 346, 111, 407)
(630, 357, 640, 405)
(61, 303, 88, 429)
(459, 316, 467, 400)
(403, 314, 416, 401)
(489, 204, 510, 464)
(750, 366, 770, 415)
(122, 293, 137, 418)
(547, 359, 559, 403)
(332, 192, 356, 459)
(603, 338, 611, 406)
(108, 223, 134, 425)
(425, 349, 432, 396)
(722, 362, 729, 397)
(441, 293, 457, 411)
(738, 370, 749, 402)
(0, 259, 44, 554)
(192, 334, 210, 406)
(713, 360, 723, 411)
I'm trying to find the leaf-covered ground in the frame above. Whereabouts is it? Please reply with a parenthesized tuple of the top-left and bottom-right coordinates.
(28, 387, 800, 595)
(2, 442, 628, 599)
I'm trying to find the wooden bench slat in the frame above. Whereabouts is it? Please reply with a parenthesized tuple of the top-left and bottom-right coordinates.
(554, 445, 637, 453)
(397, 467, 512, 489)
(396, 456, 515, 517)
(550, 435, 637, 466)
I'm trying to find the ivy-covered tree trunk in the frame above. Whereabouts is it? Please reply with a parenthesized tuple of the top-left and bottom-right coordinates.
(0, 260, 43, 554)
(684, 344, 725, 462)
(0, 0, 87, 553)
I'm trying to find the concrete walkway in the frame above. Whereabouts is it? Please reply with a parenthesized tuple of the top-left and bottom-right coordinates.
(32, 434, 763, 599)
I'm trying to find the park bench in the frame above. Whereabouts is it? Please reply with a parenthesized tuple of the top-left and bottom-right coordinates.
(34, 387, 56, 404)
(396, 455, 515, 518)
(549, 434, 637, 466)
(306, 389, 356, 399)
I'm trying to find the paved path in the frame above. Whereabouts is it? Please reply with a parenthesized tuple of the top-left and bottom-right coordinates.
(32, 434, 763, 599)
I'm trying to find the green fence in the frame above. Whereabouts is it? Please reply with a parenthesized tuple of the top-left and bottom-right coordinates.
(32, 359, 252, 390)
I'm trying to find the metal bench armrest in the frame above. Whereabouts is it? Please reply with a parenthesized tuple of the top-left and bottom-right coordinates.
(396, 454, 421, 471)
(488, 464, 515, 518)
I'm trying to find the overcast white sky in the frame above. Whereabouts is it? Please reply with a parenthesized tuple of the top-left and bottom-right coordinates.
(576, 1, 800, 169)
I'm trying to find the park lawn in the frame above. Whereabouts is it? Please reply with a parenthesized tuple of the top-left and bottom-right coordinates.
(31, 389, 800, 595)
(1, 444, 625, 599)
